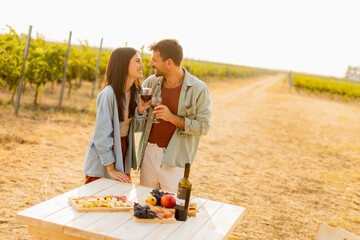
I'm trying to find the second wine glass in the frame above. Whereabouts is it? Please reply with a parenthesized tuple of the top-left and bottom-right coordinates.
(151, 96, 162, 123)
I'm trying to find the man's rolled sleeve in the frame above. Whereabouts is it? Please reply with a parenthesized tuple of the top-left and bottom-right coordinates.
(178, 86, 211, 136)
(178, 117, 192, 135)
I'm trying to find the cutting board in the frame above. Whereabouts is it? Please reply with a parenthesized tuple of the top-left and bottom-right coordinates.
(146, 202, 199, 216)
(69, 199, 133, 212)
(129, 210, 176, 223)
(164, 203, 199, 216)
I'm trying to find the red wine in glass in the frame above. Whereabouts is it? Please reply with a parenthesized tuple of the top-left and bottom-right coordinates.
(141, 94, 152, 102)
(140, 88, 152, 115)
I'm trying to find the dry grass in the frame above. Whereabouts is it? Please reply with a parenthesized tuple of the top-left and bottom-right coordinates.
(1, 76, 360, 239)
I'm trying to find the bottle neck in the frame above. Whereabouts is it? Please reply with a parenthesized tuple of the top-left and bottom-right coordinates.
(184, 163, 190, 178)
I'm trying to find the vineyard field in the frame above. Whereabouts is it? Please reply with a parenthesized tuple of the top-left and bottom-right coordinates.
(1, 26, 276, 106)
(291, 73, 360, 100)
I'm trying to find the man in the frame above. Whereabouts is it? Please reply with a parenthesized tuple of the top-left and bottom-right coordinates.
(137, 39, 211, 192)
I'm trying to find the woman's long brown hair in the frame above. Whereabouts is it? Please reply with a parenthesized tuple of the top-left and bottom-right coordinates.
(103, 47, 141, 122)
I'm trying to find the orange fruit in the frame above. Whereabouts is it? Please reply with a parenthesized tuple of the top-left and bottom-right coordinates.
(146, 196, 157, 206)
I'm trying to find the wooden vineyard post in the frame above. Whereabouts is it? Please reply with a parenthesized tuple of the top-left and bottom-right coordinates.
(91, 38, 103, 100)
(14, 25, 32, 116)
(58, 31, 72, 108)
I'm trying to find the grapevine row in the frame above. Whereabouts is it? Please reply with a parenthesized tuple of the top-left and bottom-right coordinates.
(0, 26, 274, 105)
(291, 73, 360, 100)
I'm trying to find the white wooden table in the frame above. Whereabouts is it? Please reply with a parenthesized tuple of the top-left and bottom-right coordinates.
(16, 178, 246, 240)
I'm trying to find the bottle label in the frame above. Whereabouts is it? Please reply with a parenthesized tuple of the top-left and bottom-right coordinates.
(176, 198, 185, 206)
(176, 187, 191, 211)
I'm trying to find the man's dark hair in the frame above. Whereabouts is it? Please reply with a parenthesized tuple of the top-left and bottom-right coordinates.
(149, 39, 183, 66)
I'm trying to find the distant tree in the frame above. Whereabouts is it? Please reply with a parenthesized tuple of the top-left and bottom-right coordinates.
(141, 54, 152, 79)
(97, 50, 111, 89)
(78, 40, 96, 84)
(45, 43, 66, 89)
(25, 36, 53, 104)
(66, 47, 81, 97)
(0, 26, 25, 101)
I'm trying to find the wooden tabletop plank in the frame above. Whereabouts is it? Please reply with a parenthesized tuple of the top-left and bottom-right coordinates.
(40, 182, 135, 233)
(82, 212, 132, 240)
(42, 205, 84, 232)
(141, 197, 208, 240)
(62, 183, 148, 238)
(79, 186, 151, 240)
(105, 187, 185, 240)
(16, 178, 118, 227)
(166, 200, 224, 240)
(107, 221, 160, 240)
(29, 225, 83, 240)
(19, 179, 246, 240)
(190, 203, 246, 240)
(62, 211, 106, 239)
(109, 198, 217, 240)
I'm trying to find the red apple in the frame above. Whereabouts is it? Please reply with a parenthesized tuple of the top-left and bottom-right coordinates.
(160, 194, 176, 208)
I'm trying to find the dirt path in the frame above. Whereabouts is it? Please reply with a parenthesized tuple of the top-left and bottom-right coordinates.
(190, 74, 360, 239)
(1, 74, 359, 239)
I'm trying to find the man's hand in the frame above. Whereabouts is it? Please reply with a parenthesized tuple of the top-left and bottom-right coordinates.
(153, 105, 173, 122)
(153, 105, 185, 130)
(138, 95, 151, 114)
(106, 163, 131, 183)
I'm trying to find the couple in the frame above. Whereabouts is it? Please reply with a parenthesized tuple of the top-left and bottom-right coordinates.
(82, 39, 212, 193)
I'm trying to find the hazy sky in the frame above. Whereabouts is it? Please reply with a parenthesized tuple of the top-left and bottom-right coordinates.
(1, 0, 359, 77)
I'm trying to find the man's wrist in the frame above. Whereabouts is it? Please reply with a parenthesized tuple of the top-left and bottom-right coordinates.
(169, 113, 177, 124)
(170, 114, 185, 130)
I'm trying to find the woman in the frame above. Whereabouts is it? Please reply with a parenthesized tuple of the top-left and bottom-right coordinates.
(83, 47, 147, 184)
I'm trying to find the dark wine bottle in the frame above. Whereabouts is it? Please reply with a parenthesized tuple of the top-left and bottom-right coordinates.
(175, 163, 192, 221)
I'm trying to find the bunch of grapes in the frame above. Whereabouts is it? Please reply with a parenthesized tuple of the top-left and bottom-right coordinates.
(150, 188, 173, 206)
(133, 203, 156, 219)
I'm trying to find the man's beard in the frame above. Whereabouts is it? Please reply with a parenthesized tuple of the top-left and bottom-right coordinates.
(154, 68, 164, 77)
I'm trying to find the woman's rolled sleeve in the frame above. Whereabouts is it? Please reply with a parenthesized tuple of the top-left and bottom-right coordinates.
(98, 150, 115, 166)
(134, 106, 147, 120)
(132, 109, 147, 133)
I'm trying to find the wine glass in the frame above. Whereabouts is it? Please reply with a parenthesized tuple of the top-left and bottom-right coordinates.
(140, 88, 152, 115)
(151, 96, 162, 123)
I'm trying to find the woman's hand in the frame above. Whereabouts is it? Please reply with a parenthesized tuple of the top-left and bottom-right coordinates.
(138, 95, 151, 114)
(106, 163, 131, 183)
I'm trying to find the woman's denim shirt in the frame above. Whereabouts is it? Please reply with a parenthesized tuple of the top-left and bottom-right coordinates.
(83, 86, 144, 178)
